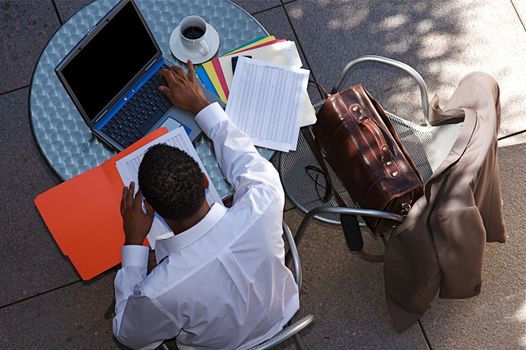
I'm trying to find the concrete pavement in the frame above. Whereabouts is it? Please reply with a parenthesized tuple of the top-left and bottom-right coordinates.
(1, 0, 525, 348)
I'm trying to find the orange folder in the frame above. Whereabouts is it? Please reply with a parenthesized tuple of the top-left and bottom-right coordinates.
(35, 128, 168, 280)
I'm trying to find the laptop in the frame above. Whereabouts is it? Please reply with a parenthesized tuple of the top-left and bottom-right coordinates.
(55, 0, 218, 151)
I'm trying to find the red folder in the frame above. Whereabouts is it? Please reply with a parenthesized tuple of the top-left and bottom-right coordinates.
(35, 128, 168, 280)
(212, 58, 230, 98)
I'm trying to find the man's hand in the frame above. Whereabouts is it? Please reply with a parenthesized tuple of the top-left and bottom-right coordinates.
(120, 182, 154, 246)
(159, 60, 210, 115)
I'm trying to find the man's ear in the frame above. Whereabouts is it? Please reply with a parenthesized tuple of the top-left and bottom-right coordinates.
(202, 173, 209, 189)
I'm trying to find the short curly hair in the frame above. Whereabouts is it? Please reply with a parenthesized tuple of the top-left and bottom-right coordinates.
(138, 144, 206, 221)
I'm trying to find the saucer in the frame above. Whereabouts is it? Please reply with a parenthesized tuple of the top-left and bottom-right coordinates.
(170, 24, 220, 64)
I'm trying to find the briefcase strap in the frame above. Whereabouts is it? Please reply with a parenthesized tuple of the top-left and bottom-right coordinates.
(302, 127, 384, 263)
(309, 79, 329, 100)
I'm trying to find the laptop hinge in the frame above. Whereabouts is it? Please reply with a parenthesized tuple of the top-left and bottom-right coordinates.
(144, 56, 159, 71)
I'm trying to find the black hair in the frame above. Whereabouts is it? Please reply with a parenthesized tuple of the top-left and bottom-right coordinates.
(138, 144, 206, 221)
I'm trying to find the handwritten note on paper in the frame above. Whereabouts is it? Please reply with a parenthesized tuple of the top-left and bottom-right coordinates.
(225, 57, 310, 152)
(115, 127, 221, 248)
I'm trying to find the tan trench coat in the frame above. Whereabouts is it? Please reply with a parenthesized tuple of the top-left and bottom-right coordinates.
(384, 72, 506, 332)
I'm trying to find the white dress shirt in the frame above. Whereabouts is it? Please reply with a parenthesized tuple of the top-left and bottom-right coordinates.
(113, 103, 300, 350)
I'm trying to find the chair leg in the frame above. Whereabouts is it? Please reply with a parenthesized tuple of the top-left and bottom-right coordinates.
(293, 333, 307, 350)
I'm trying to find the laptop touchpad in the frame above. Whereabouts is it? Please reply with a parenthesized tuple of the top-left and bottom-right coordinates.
(154, 109, 202, 142)
(158, 117, 195, 139)
(159, 117, 182, 131)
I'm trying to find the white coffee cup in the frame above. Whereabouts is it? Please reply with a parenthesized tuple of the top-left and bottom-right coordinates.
(179, 15, 210, 56)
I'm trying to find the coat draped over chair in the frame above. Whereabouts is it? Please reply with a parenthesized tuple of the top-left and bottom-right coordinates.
(384, 72, 506, 332)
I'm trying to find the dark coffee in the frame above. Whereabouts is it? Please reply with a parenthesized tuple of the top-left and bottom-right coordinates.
(182, 26, 205, 40)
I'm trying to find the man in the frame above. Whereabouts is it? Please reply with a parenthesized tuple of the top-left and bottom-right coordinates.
(113, 60, 300, 349)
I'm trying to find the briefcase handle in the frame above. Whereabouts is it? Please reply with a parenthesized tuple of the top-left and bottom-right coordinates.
(332, 55, 431, 126)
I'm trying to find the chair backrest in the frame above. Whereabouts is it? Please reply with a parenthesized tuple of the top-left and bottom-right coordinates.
(283, 221, 302, 290)
(330, 55, 463, 184)
(248, 315, 314, 350)
(246, 222, 313, 350)
(279, 55, 463, 225)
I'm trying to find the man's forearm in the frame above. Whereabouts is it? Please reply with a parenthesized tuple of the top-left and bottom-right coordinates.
(194, 103, 283, 196)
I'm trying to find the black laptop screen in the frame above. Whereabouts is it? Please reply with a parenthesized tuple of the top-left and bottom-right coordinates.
(60, 1, 158, 122)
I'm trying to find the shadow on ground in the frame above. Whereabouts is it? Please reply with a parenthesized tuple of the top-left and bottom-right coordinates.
(286, 0, 526, 136)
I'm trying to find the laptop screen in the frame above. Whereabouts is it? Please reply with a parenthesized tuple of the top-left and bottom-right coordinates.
(60, 1, 158, 122)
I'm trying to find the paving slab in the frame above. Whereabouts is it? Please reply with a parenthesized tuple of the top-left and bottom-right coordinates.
(232, 0, 281, 14)
(285, 0, 526, 138)
(419, 141, 526, 349)
(0, 0, 60, 94)
(0, 272, 116, 349)
(55, 0, 281, 25)
(0, 89, 78, 307)
(499, 131, 526, 148)
(55, 0, 94, 22)
(254, 6, 323, 103)
(511, 0, 526, 30)
(254, 6, 302, 55)
(280, 209, 429, 350)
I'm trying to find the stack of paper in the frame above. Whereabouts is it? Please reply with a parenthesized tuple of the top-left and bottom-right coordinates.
(226, 57, 309, 152)
(195, 36, 316, 128)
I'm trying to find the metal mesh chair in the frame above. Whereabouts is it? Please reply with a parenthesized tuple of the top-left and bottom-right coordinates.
(248, 221, 314, 350)
(278, 55, 463, 244)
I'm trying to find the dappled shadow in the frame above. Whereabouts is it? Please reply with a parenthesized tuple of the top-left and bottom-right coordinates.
(279, 209, 422, 350)
(287, 0, 472, 125)
(282, 1, 526, 347)
(286, 0, 526, 135)
(418, 142, 526, 348)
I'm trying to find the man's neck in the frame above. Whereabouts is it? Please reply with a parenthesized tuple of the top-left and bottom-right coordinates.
(166, 201, 211, 235)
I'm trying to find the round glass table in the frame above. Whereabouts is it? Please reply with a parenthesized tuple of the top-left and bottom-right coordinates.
(30, 0, 272, 198)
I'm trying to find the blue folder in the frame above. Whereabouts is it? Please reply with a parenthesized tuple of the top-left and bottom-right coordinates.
(196, 66, 219, 98)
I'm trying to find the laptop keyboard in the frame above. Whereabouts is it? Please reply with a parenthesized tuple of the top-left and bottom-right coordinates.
(101, 69, 172, 148)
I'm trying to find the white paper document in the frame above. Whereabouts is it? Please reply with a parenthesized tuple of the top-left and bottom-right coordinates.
(219, 41, 316, 127)
(115, 127, 221, 248)
(225, 57, 310, 152)
(219, 41, 302, 89)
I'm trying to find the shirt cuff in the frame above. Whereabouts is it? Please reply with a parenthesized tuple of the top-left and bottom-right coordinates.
(121, 245, 149, 268)
(195, 102, 228, 135)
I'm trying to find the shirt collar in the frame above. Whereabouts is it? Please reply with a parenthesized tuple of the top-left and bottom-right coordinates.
(154, 203, 227, 262)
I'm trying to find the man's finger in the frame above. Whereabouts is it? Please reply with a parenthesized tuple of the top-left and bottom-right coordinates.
(134, 189, 144, 210)
(171, 65, 185, 79)
(126, 182, 135, 208)
(158, 85, 171, 98)
(168, 67, 186, 86)
(159, 69, 171, 88)
(121, 186, 128, 214)
(144, 200, 155, 218)
(160, 69, 179, 89)
(186, 60, 196, 83)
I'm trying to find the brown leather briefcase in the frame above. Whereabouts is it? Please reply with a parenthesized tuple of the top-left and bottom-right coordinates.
(312, 84, 423, 234)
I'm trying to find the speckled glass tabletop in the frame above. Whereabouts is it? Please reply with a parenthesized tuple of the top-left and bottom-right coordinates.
(30, 0, 271, 198)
